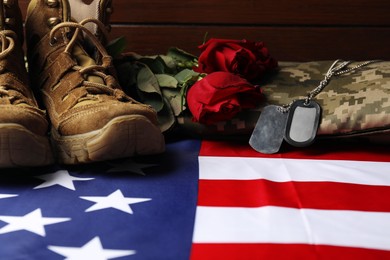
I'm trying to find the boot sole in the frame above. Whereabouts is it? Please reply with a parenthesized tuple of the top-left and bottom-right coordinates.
(51, 115, 165, 164)
(0, 124, 54, 168)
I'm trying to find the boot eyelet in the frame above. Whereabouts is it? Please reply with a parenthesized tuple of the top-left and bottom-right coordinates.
(3, 0, 14, 7)
(47, 17, 61, 28)
(5, 18, 14, 26)
(45, 0, 59, 7)
(49, 36, 58, 46)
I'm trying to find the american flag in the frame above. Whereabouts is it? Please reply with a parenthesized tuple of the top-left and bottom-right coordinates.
(0, 139, 389, 259)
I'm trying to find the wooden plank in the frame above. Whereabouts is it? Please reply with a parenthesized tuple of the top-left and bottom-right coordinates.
(18, 0, 390, 61)
(19, 0, 390, 26)
(109, 25, 390, 61)
(110, 0, 390, 26)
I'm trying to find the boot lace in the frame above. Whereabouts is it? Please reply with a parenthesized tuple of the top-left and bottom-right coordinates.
(0, 30, 29, 105)
(48, 18, 131, 103)
(0, 30, 15, 59)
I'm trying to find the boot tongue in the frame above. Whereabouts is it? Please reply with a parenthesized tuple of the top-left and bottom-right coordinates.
(72, 44, 104, 84)
(71, 43, 106, 108)
(68, 0, 100, 35)
(61, 0, 104, 85)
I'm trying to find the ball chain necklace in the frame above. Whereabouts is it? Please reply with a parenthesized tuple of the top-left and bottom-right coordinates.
(249, 59, 380, 154)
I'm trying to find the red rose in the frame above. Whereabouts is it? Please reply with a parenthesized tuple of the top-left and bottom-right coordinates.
(187, 71, 263, 125)
(194, 38, 278, 81)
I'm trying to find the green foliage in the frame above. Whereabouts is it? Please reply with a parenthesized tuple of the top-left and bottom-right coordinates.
(113, 43, 201, 133)
(106, 36, 127, 58)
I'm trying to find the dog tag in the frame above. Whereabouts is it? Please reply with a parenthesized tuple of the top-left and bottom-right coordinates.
(284, 100, 321, 147)
(249, 105, 288, 154)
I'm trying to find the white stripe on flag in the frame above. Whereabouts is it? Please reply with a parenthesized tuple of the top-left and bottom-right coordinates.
(192, 206, 390, 251)
(199, 156, 390, 185)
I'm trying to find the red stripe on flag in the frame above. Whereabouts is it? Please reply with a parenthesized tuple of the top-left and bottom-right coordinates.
(198, 179, 390, 211)
(199, 140, 390, 162)
(190, 243, 390, 260)
(194, 140, 390, 258)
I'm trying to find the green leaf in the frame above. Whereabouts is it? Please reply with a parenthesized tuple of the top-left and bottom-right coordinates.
(167, 47, 198, 69)
(137, 66, 162, 94)
(157, 97, 176, 133)
(138, 57, 166, 74)
(162, 88, 185, 116)
(158, 55, 177, 72)
(168, 47, 198, 62)
(106, 36, 127, 58)
(137, 66, 164, 112)
(155, 74, 178, 88)
(174, 69, 200, 84)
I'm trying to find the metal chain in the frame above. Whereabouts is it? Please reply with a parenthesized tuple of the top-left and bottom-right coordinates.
(278, 59, 380, 113)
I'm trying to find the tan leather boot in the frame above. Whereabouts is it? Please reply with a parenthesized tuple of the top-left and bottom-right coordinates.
(0, 0, 53, 167)
(25, 0, 165, 164)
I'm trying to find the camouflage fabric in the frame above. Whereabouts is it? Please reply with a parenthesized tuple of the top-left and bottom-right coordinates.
(177, 60, 390, 139)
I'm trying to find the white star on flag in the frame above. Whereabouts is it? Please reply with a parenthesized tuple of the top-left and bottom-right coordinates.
(80, 189, 151, 214)
(0, 208, 71, 236)
(0, 194, 18, 199)
(34, 170, 94, 190)
(48, 236, 136, 260)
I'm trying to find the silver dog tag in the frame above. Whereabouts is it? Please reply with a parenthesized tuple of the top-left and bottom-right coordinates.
(249, 105, 288, 154)
(284, 100, 321, 147)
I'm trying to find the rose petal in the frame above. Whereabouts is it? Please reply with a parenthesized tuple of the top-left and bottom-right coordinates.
(194, 38, 278, 81)
(187, 72, 263, 125)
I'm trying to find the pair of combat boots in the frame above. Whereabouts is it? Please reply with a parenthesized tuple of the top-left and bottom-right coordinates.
(0, 0, 165, 167)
